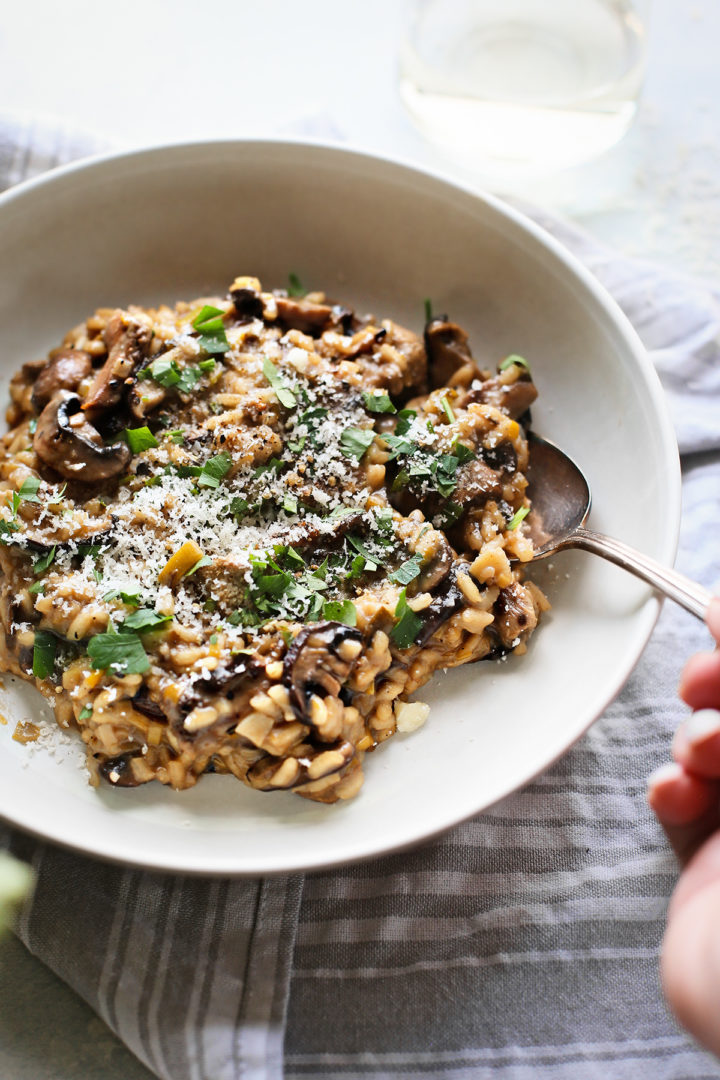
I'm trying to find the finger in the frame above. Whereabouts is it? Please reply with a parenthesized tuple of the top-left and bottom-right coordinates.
(706, 595, 720, 644)
(647, 763, 720, 863)
(672, 709, 720, 777)
(662, 870, 720, 1059)
(678, 651, 720, 710)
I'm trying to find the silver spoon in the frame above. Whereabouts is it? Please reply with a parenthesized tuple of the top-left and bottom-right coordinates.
(524, 433, 713, 621)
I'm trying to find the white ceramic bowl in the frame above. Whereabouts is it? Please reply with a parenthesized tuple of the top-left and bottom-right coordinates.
(0, 140, 679, 875)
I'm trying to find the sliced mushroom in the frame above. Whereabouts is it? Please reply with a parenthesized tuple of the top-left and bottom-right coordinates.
(451, 458, 505, 508)
(460, 370, 538, 420)
(177, 651, 264, 719)
(425, 317, 478, 388)
(31, 348, 93, 414)
(34, 391, 131, 481)
(231, 284, 265, 321)
(415, 562, 470, 647)
(417, 533, 454, 592)
(274, 296, 333, 335)
(100, 753, 142, 788)
(283, 621, 363, 720)
(82, 310, 152, 418)
(493, 581, 538, 648)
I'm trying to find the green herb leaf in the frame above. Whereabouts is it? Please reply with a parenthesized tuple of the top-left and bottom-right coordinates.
(452, 441, 475, 464)
(229, 496, 250, 519)
(340, 426, 375, 460)
(165, 430, 185, 445)
(28, 418, 37, 434)
(33, 546, 56, 576)
(262, 356, 297, 409)
(390, 588, 423, 650)
(145, 355, 181, 388)
(283, 493, 298, 514)
(395, 409, 417, 436)
(440, 396, 455, 423)
(124, 426, 159, 453)
(347, 553, 366, 580)
(122, 608, 172, 632)
(28, 581, 45, 595)
(362, 390, 396, 414)
(78, 705, 93, 721)
(102, 589, 141, 607)
(288, 272, 305, 298)
(499, 354, 531, 372)
(437, 501, 464, 528)
(184, 555, 213, 577)
(198, 452, 232, 489)
(87, 631, 150, 675)
(322, 599, 357, 626)
(389, 553, 423, 586)
(346, 534, 381, 570)
(32, 630, 57, 679)
(507, 506, 530, 530)
(192, 306, 230, 355)
(18, 477, 41, 503)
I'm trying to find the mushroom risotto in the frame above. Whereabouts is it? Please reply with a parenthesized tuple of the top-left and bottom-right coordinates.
(0, 278, 548, 802)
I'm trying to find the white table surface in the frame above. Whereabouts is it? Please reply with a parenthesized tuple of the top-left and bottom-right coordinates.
(1, 0, 718, 1076)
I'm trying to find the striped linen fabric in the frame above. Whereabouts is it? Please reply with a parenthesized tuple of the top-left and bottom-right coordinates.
(1, 113, 720, 1079)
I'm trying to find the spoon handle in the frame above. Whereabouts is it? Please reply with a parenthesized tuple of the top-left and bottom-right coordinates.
(565, 527, 713, 621)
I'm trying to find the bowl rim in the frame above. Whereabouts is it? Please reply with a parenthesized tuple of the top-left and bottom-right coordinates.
(0, 137, 681, 875)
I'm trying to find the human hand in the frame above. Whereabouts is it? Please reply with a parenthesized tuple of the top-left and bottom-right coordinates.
(647, 596, 720, 1056)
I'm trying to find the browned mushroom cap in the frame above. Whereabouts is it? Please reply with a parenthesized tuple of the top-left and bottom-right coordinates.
(34, 391, 131, 481)
(493, 581, 538, 648)
(230, 284, 265, 321)
(415, 562, 471, 647)
(424, 317, 478, 388)
(82, 310, 152, 419)
(274, 296, 334, 335)
(177, 651, 264, 721)
(31, 348, 93, 414)
(459, 369, 538, 420)
(283, 622, 363, 720)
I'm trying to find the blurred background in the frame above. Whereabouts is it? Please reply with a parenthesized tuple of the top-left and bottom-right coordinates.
(1, 0, 719, 279)
(0, 1, 718, 1077)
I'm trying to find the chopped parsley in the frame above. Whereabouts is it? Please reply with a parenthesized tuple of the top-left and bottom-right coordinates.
(362, 390, 396, 414)
(124, 426, 159, 453)
(389, 553, 423, 586)
(192, 305, 230, 355)
(322, 599, 357, 626)
(33, 546, 56, 576)
(288, 272, 305, 297)
(142, 354, 218, 394)
(32, 630, 57, 680)
(262, 356, 297, 409)
(507, 506, 530, 530)
(340, 426, 375, 460)
(440, 396, 455, 423)
(78, 704, 93, 721)
(197, 452, 232, 490)
(122, 608, 172, 632)
(17, 477, 41, 504)
(87, 629, 150, 675)
(390, 588, 423, 650)
(103, 589, 141, 607)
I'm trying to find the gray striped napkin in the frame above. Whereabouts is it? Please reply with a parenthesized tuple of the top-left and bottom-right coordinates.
(1, 113, 720, 1079)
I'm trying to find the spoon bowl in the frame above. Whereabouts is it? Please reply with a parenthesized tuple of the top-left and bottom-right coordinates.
(525, 433, 712, 620)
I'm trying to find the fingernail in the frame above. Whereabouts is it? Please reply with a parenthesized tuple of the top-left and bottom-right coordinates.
(684, 708, 720, 746)
(647, 761, 683, 791)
